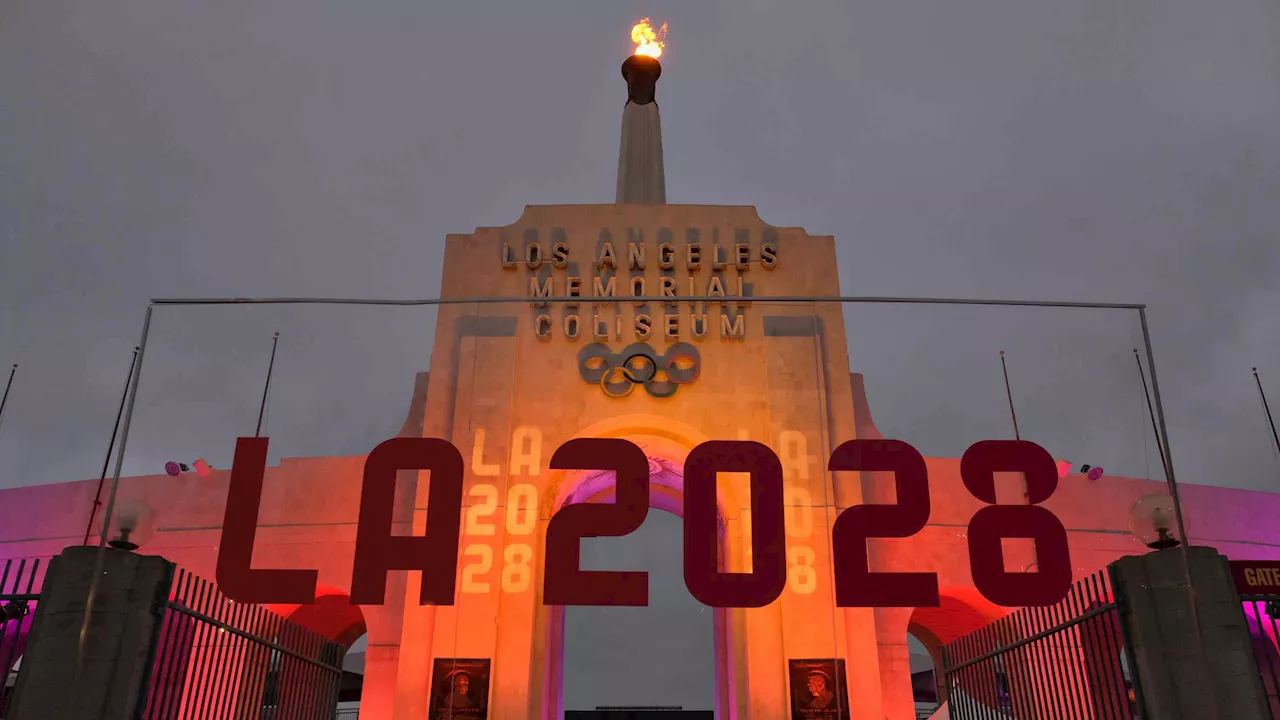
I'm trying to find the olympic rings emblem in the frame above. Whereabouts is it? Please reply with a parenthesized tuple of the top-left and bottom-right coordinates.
(577, 342, 702, 398)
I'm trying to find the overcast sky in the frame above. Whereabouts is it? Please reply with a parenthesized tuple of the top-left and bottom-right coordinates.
(2, 0, 1278, 711)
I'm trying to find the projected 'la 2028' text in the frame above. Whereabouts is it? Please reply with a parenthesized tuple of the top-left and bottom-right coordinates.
(215, 437, 1071, 609)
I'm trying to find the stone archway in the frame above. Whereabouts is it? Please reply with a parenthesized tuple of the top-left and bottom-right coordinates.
(875, 589, 1005, 719)
(533, 416, 749, 720)
(905, 622, 943, 717)
(284, 592, 369, 648)
(284, 592, 370, 709)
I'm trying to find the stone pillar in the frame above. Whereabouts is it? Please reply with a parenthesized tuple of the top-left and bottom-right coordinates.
(1112, 546, 1271, 720)
(7, 546, 171, 720)
(359, 643, 400, 719)
(873, 608, 915, 720)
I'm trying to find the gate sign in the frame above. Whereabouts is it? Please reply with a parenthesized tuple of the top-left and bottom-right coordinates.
(1231, 560, 1280, 593)
(215, 436, 1074, 610)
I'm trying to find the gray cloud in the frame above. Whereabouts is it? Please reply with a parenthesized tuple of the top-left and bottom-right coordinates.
(2, 0, 1278, 708)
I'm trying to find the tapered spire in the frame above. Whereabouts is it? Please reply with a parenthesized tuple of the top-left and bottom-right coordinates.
(616, 55, 666, 204)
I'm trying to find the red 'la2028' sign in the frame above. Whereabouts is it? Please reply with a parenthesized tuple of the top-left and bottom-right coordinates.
(216, 437, 1071, 609)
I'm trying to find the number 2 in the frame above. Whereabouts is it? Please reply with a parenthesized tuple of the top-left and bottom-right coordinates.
(830, 439, 939, 607)
(465, 485, 498, 535)
(461, 545, 493, 593)
(543, 438, 651, 606)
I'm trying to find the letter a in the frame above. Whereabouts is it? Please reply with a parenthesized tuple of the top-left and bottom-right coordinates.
(351, 438, 465, 605)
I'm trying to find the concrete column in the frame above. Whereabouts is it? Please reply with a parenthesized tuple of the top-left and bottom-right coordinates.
(874, 608, 915, 720)
(359, 643, 400, 719)
(7, 546, 171, 720)
(1112, 546, 1271, 720)
(875, 638, 913, 720)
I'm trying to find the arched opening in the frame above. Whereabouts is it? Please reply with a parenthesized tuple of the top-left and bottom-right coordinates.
(337, 633, 368, 718)
(906, 591, 1006, 718)
(907, 626, 941, 719)
(537, 420, 743, 720)
(1117, 647, 1138, 713)
(284, 593, 369, 647)
(563, 508, 715, 713)
(269, 592, 368, 717)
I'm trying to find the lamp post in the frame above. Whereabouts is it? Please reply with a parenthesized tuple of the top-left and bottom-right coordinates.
(105, 498, 155, 552)
(1129, 493, 1188, 550)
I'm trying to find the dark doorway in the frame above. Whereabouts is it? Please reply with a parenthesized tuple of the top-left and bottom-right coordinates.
(562, 511, 715, 714)
(566, 710, 714, 720)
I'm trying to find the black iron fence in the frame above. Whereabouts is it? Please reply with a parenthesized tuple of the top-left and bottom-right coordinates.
(941, 569, 1145, 720)
(137, 565, 345, 720)
(0, 559, 44, 720)
(1241, 595, 1280, 719)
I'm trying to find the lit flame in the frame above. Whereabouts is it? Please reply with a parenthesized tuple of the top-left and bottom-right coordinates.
(631, 18, 668, 58)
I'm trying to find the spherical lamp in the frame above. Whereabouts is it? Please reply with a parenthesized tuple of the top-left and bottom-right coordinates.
(107, 498, 157, 551)
(1128, 493, 1186, 550)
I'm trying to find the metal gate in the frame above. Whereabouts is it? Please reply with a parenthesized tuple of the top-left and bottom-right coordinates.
(941, 569, 1146, 720)
(0, 559, 44, 720)
(137, 565, 346, 720)
(1240, 594, 1280, 719)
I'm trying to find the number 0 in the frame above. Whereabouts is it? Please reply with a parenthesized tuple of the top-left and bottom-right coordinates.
(683, 441, 787, 608)
(506, 484, 538, 535)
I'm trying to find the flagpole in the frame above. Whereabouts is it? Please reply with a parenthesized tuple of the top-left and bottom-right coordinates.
(79, 305, 153, 697)
(98, 307, 153, 546)
(83, 347, 140, 545)
(1254, 367, 1280, 462)
(0, 364, 16, 438)
(1141, 289, 1219, 720)
(999, 351, 1020, 441)
(256, 332, 279, 438)
(1139, 310, 1187, 545)
(1133, 349, 1171, 482)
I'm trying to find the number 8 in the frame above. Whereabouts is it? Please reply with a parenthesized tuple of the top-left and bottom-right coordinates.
(961, 440, 1072, 607)
(502, 544, 534, 593)
(787, 546, 817, 595)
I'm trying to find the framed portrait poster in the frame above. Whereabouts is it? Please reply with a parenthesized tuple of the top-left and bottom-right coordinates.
(787, 658, 851, 719)
(429, 658, 491, 720)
